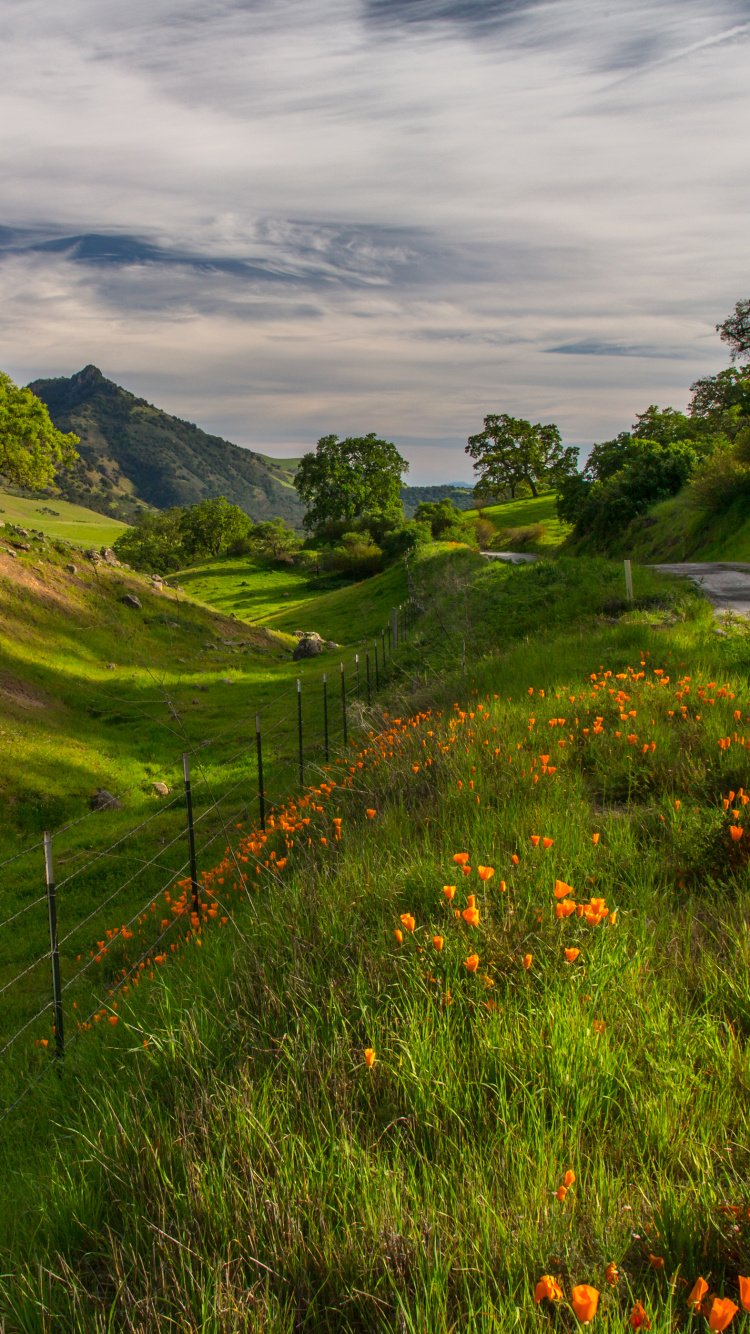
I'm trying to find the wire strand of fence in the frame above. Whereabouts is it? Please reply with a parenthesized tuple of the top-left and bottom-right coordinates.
(0, 951, 51, 1001)
(0, 895, 49, 934)
(0, 998, 54, 1059)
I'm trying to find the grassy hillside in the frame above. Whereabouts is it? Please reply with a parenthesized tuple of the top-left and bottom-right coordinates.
(465, 492, 572, 549)
(0, 489, 129, 546)
(6, 550, 750, 1330)
(619, 490, 750, 564)
(29, 365, 306, 527)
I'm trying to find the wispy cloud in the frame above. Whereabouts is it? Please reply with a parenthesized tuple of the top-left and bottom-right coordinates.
(0, 0, 746, 481)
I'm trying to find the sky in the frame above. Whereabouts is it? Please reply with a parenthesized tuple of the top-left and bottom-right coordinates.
(0, 0, 748, 484)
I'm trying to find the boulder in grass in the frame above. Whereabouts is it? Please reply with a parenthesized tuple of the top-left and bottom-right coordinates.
(121, 593, 142, 610)
(90, 788, 123, 811)
(293, 635, 323, 660)
(151, 781, 169, 796)
(103, 548, 118, 565)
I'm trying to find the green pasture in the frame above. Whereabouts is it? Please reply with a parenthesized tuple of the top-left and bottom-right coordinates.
(0, 489, 129, 546)
(3, 568, 750, 1329)
(463, 491, 573, 548)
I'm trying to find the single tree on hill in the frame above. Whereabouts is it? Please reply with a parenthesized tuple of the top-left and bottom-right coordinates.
(717, 298, 750, 363)
(465, 414, 577, 500)
(294, 433, 408, 533)
(0, 370, 79, 489)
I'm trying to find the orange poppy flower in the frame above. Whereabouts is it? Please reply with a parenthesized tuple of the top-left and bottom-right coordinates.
(593, 1019, 605, 1034)
(688, 1278, 709, 1311)
(555, 880, 574, 898)
(542, 837, 553, 849)
(648, 1255, 664, 1270)
(432, 936, 444, 951)
(571, 1285, 599, 1323)
(453, 852, 469, 865)
(511, 854, 519, 865)
(605, 1262, 619, 1286)
(364, 1048, 376, 1067)
(499, 879, 507, 892)
(443, 884, 456, 900)
(108, 1016, 118, 1026)
(555, 1185, 567, 1202)
(564, 1169, 576, 1187)
(464, 953, 479, 972)
(592, 833, 600, 845)
(462, 904, 480, 926)
(730, 827, 743, 841)
(400, 913, 415, 932)
(707, 1297, 739, 1330)
(530, 835, 540, 847)
(522, 953, 533, 970)
(534, 1275, 564, 1303)
(366, 809, 377, 818)
(556, 900, 577, 919)
(564, 947, 580, 963)
(738, 1277, 750, 1312)
(477, 866, 494, 881)
(630, 1301, 651, 1329)
(394, 929, 403, 943)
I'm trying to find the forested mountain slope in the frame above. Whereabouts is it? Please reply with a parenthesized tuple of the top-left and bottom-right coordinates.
(28, 365, 306, 528)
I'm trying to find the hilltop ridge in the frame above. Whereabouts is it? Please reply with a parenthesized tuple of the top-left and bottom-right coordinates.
(28, 365, 306, 528)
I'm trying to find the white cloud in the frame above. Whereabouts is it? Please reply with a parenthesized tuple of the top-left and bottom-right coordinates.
(0, 0, 748, 482)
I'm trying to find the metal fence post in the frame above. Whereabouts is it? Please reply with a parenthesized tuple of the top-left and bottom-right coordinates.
(255, 714, 266, 831)
(374, 641, 379, 691)
(340, 661, 347, 746)
(366, 649, 371, 705)
(43, 833, 64, 1061)
(355, 652, 360, 700)
(323, 673, 329, 760)
(297, 678, 304, 785)
(624, 559, 633, 601)
(392, 607, 398, 651)
(182, 755, 200, 915)
(382, 627, 386, 664)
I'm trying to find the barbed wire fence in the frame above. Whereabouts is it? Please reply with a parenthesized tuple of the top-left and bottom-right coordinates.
(0, 597, 423, 1123)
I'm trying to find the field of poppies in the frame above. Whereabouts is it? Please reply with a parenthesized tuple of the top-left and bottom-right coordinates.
(2, 573, 750, 1331)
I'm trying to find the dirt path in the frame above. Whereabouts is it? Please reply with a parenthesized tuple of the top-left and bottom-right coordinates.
(652, 562, 750, 616)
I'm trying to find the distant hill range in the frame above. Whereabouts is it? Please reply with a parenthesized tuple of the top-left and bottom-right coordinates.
(28, 365, 306, 528)
(28, 366, 475, 529)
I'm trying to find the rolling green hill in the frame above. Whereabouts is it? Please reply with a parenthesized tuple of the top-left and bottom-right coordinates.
(0, 489, 129, 546)
(28, 365, 306, 528)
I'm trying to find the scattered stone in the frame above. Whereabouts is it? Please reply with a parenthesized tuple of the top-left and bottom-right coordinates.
(151, 781, 170, 796)
(192, 698, 199, 704)
(199, 685, 209, 692)
(105, 663, 117, 670)
(103, 548, 118, 565)
(66, 563, 77, 574)
(282, 592, 289, 598)
(204, 644, 217, 651)
(168, 621, 180, 628)
(16, 527, 29, 538)
(324, 640, 338, 650)
(90, 788, 123, 811)
(13, 542, 31, 552)
(4, 549, 17, 558)
(121, 593, 142, 609)
(293, 635, 323, 660)
(220, 677, 234, 684)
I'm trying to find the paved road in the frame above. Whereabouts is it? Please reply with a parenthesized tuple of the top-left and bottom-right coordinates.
(652, 562, 750, 616)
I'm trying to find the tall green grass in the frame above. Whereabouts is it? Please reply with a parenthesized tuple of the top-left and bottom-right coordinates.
(2, 581, 750, 1331)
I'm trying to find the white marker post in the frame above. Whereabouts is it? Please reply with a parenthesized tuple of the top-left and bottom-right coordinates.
(623, 559, 633, 602)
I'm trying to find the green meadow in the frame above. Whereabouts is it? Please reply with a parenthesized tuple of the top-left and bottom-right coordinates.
(0, 489, 129, 546)
(3, 525, 750, 1332)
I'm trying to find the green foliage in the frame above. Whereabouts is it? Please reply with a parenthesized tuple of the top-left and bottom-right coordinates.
(687, 441, 750, 513)
(0, 370, 79, 489)
(689, 364, 750, 438)
(113, 501, 298, 572)
(716, 296, 750, 363)
(466, 413, 577, 500)
(179, 496, 251, 559)
(321, 532, 385, 578)
(559, 438, 699, 547)
(400, 484, 476, 517)
(294, 433, 408, 532)
(414, 497, 467, 539)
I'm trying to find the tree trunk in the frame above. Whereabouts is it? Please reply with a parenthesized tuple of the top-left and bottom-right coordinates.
(527, 475, 538, 498)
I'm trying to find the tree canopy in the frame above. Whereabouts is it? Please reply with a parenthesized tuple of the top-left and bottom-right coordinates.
(0, 371, 79, 489)
(716, 298, 750, 364)
(294, 434, 408, 532)
(465, 414, 577, 500)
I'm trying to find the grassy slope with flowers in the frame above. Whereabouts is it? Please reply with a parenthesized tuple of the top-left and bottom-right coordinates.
(4, 558, 750, 1331)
